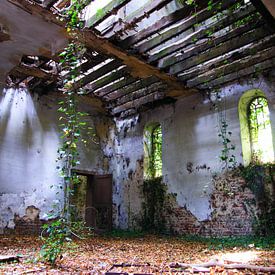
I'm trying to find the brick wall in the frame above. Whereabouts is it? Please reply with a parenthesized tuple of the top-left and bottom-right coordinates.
(164, 172, 257, 236)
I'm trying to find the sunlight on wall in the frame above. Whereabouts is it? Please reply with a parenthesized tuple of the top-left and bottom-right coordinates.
(0, 88, 60, 193)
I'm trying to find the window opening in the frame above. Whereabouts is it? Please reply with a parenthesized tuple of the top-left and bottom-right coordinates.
(151, 125, 162, 178)
(248, 97, 273, 163)
(144, 123, 162, 179)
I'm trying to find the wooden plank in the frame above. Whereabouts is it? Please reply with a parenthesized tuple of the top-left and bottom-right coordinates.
(103, 0, 172, 37)
(111, 90, 166, 115)
(10, 64, 53, 79)
(74, 59, 122, 89)
(0, 255, 21, 263)
(86, 0, 131, 28)
(170, 26, 270, 75)
(104, 75, 160, 101)
(120, 0, 210, 49)
(94, 76, 137, 97)
(108, 81, 165, 107)
(148, 3, 256, 61)
(187, 46, 275, 87)
(85, 66, 129, 93)
(80, 55, 108, 72)
(159, 19, 263, 69)
(9, 0, 192, 98)
(198, 57, 275, 90)
(179, 34, 275, 82)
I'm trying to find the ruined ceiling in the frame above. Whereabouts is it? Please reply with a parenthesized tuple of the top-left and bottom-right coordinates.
(1, 0, 275, 118)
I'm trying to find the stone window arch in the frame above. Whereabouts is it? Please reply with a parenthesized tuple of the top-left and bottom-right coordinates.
(239, 89, 274, 165)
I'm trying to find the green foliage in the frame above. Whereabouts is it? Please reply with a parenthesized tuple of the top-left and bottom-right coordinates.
(181, 235, 275, 250)
(141, 177, 166, 232)
(40, 219, 68, 265)
(41, 0, 92, 265)
(239, 162, 275, 235)
(218, 120, 237, 169)
(104, 229, 145, 239)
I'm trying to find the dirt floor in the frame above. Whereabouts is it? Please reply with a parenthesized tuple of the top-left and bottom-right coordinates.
(0, 235, 274, 274)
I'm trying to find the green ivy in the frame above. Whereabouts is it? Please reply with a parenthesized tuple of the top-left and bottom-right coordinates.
(240, 162, 275, 235)
(141, 177, 166, 232)
(41, 0, 91, 265)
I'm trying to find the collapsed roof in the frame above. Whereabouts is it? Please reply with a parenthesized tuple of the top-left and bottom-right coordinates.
(2, 0, 275, 118)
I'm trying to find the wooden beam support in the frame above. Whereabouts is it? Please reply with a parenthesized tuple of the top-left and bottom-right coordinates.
(105, 75, 161, 102)
(170, 26, 270, 75)
(74, 59, 122, 89)
(198, 57, 275, 90)
(86, 0, 131, 28)
(119, 0, 210, 49)
(148, 3, 256, 62)
(179, 34, 275, 83)
(111, 90, 166, 115)
(103, 0, 172, 37)
(10, 63, 53, 79)
(187, 46, 275, 88)
(85, 66, 129, 93)
(108, 81, 166, 108)
(9, 0, 192, 98)
(159, 19, 263, 69)
(94, 76, 137, 97)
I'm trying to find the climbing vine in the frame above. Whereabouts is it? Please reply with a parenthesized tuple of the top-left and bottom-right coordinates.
(141, 177, 167, 232)
(240, 162, 275, 235)
(41, 0, 91, 265)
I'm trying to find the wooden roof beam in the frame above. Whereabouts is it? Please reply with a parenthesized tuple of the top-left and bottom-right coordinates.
(148, 2, 256, 62)
(198, 57, 275, 90)
(9, 0, 193, 98)
(120, 0, 210, 49)
(171, 25, 270, 75)
(86, 0, 131, 28)
(179, 34, 275, 83)
(187, 46, 275, 88)
(103, 0, 172, 37)
(104, 75, 160, 102)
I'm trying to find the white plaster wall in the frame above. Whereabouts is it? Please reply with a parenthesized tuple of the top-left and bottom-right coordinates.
(0, 88, 107, 233)
(110, 73, 275, 228)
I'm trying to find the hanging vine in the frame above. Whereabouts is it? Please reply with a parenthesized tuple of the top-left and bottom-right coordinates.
(41, 0, 91, 265)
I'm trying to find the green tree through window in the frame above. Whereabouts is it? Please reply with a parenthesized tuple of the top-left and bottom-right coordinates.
(144, 123, 162, 179)
(248, 97, 274, 163)
(151, 125, 162, 178)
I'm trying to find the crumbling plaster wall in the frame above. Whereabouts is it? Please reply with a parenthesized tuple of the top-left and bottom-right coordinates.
(0, 88, 109, 234)
(109, 72, 275, 233)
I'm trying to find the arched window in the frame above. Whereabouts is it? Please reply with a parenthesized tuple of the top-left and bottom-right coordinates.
(144, 123, 162, 179)
(248, 97, 273, 163)
(239, 90, 274, 165)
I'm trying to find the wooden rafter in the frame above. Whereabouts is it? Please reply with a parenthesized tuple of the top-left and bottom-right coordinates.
(102, 0, 173, 37)
(171, 26, 270, 75)
(198, 57, 275, 90)
(8, 0, 193, 99)
(86, 0, 131, 28)
(120, 0, 210, 49)
(148, 3, 256, 62)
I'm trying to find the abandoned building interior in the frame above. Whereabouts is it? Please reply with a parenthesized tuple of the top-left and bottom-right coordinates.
(0, 0, 274, 236)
